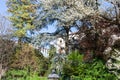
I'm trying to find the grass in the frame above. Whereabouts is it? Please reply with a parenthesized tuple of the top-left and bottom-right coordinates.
(39, 77, 47, 80)
(28, 76, 47, 80)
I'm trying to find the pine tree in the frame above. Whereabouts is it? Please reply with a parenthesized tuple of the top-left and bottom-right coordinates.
(7, 0, 37, 41)
(37, 0, 98, 54)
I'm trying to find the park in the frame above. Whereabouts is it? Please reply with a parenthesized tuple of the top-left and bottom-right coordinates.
(0, 0, 120, 80)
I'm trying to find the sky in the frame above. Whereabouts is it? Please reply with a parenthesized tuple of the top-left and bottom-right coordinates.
(40, 20, 58, 33)
(0, 0, 8, 16)
(99, 0, 113, 12)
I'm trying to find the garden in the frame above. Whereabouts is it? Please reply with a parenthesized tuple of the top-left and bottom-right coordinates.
(0, 0, 120, 80)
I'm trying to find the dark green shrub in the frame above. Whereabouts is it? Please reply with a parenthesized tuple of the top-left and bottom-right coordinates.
(62, 51, 117, 80)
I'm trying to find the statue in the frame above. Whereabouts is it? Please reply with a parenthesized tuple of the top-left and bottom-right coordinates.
(55, 37, 66, 54)
(50, 37, 66, 77)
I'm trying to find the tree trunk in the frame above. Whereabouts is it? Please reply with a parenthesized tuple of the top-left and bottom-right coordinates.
(65, 27, 70, 55)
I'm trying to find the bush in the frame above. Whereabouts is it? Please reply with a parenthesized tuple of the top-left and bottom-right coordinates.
(62, 51, 117, 80)
(7, 43, 50, 77)
(4, 69, 41, 80)
(10, 43, 41, 70)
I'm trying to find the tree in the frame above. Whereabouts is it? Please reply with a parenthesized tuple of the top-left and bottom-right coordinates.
(31, 33, 56, 49)
(0, 14, 13, 39)
(97, 0, 120, 78)
(7, 0, 37, 42)
(67, 0, 120, 62)
(36, 0, 98, 54)
(0, 39, 16, 79)
(111, 0, 120, 27)
(10, 44, 41, 71)
(0, 14, 14, 79)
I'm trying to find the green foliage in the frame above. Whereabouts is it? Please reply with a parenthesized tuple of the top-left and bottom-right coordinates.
(62, 51, 117, 80)
(4, 69, 43, 80)
(5, 69, 27, 80)
(62, 51, 83, 76)
(39, 57, 50, 76)
(7, 43, 50, 76)
(1, 43, 50, 80)
(7, 0, 37, 38)
(39, 77, 47, 80)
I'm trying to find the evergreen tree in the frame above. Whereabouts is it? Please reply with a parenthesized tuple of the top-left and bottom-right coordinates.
(7, 0, 37, 41)
(36, 0, 98, 54)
